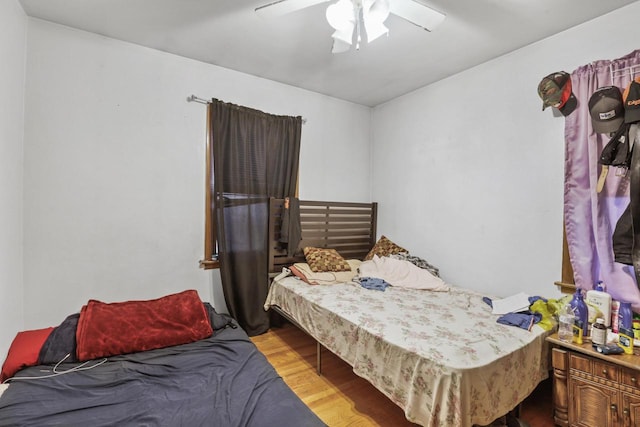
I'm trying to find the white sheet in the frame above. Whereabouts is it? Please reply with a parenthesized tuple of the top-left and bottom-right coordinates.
(359, 255, 449, 290)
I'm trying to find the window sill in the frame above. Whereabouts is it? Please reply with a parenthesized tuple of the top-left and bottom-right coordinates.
(555, 281, 576, 294)
(199, 259, 220, 270)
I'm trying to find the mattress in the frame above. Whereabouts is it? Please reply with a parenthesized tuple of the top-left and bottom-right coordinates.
(0, 304, 326, 427)
(265, 276, 550, 427)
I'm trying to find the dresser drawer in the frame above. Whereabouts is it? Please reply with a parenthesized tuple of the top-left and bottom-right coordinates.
(569, 353, 592, 374)
(592, 359, 619, 382)
(621, 367, 640, 390)
(570, 352, 620, 382)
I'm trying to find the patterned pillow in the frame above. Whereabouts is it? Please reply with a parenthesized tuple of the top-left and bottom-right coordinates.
(364, 235, 408, 261)
(303, 247, 352, 272)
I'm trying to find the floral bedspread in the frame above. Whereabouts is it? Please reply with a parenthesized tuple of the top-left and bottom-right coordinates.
(264, 277, 550, 427)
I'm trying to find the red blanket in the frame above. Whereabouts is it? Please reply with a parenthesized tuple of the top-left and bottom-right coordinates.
(76, 290, 213, 361)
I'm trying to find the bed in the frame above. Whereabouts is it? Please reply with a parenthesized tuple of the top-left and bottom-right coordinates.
(0, 290, 326, 427)
(264, 198, 552, 427)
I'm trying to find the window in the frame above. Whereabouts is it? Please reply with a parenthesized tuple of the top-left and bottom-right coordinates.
(198, 101, 302, 271)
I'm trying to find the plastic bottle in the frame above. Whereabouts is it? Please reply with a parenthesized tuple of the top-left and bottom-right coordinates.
(586, 281, 612, 327)
(619, 301, 633, 332)
(558, 303, 575, 343)
(611, 300, 620, 333)
(570, 289, 588, 344)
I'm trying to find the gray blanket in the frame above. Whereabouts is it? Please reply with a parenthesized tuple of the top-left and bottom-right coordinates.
(0, 309, 325, 427)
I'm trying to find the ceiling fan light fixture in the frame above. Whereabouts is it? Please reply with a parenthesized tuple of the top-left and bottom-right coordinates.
(255, 0, 446, 53)
(326, 0, 356, 51)
(326, 0, 392, 52)
(363, 20, 388, 43)
(331, 25, 354, 43)
(363, 0, 390, 43)
(326, 0, 355, 30)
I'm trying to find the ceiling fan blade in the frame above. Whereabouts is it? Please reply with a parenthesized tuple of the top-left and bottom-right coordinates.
(255, 0, 331, 18)
(388, 0, 445, 32)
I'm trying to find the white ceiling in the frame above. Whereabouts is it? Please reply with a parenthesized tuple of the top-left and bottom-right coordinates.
(19, 0, 639, 107)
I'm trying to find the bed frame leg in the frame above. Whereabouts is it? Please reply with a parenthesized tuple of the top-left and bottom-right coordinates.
(316, 341, 322, 376)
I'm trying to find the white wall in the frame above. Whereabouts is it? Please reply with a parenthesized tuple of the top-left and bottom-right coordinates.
(372, 2, 640, 299)
(0, 1, 27, 360)
(17, 2, 640, 333)
(22, 19, 371, 329)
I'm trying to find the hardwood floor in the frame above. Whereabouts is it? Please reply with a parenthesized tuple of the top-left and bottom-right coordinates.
(251, 323, 555, 427)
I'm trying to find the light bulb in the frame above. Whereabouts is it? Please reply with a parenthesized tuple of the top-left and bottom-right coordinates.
(363, 0, 389, 42)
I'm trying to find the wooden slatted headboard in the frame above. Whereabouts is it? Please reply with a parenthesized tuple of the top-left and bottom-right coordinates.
(268, 198, 378, 275)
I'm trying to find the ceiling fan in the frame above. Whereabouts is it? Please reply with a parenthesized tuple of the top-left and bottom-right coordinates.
(255, 0, 446, 53)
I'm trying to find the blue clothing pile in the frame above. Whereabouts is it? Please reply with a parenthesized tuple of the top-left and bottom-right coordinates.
(358, 277, 390, 291)
(483, 296, 546, 331)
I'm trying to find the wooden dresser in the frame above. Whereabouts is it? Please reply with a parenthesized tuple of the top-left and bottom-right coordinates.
(547, 334, 640, 427)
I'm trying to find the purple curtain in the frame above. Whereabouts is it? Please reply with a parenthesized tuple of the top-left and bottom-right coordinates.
(564, 49, 640, 310)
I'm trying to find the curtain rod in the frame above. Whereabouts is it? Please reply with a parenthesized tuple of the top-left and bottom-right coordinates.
(187, 95, 210, 104)
(187, 94, 307, 124)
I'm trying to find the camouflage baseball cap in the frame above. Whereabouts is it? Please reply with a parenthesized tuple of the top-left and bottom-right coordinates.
(538, 71, 577, 116)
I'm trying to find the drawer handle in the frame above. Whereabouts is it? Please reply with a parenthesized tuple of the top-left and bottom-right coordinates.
(603, 368, 608, 375)
(611, 404, 617, 412)
(624, 408, 630, 416)
(632, 377, 637, 384)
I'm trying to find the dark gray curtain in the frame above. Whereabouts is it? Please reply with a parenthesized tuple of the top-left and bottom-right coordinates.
(209, 99, 301, 336)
